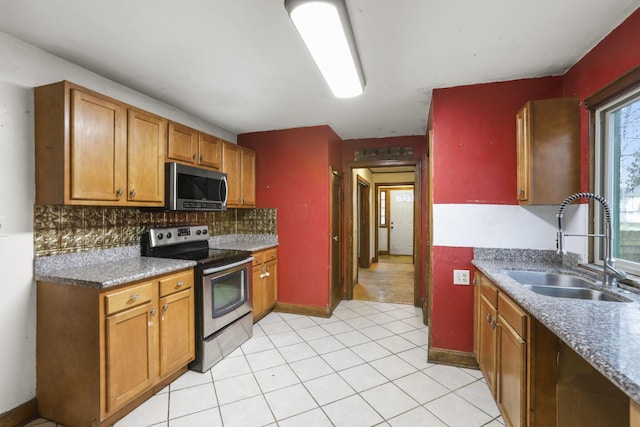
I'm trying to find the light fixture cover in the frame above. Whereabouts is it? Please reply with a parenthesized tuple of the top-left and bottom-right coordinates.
(285, 0, 365, 98)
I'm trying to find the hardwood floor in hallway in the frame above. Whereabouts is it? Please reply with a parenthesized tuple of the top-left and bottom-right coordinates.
(353, 255, 414, 304)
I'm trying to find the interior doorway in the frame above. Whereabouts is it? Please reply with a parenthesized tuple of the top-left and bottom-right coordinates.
(345, 161, 423, 307)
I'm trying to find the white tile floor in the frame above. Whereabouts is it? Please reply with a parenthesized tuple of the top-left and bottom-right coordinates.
(28, 300, 504, 427)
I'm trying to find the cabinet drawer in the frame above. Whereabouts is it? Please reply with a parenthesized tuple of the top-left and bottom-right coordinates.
(159, 271, 193, 297)
(498, 292, 527, 339)
(480, 275, 498, 308)
(264, 248, 277, 261)
(252, 252, 264, 266)
(105, 282, 154, 315)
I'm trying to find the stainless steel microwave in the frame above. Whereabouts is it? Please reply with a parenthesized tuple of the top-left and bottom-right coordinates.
(165, 162, 228, 211)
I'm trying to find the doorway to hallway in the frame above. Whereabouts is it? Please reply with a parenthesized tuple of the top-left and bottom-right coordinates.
(354, 255, 414, 304)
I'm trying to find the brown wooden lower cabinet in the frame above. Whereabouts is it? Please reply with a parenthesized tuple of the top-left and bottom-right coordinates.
(474, 271, 556, 427)
(37, 269, 194, 427)
(474, 271, 640, 427)
(252, 247, 278, 322)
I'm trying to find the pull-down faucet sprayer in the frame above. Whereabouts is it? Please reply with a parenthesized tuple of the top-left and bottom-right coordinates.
(556, 192, 627, 287)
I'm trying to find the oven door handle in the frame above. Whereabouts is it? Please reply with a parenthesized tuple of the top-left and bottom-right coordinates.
(202, 257, 253, 275)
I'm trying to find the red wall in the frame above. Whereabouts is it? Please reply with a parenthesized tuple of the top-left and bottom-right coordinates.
(429, 7, 640, 354)
(563, 8, 640, 191)
(239, 126, 339, 308)
(432, 77, 563, 205)
(429, 77, 562, 352)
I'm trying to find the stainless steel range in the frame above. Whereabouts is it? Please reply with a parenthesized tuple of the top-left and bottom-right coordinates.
(142, 225, 253, 372)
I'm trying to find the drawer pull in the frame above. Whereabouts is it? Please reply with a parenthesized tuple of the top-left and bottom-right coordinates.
(129, 294, 140, 301)
(176, 281, 184, 287)
(150, 308, 156, 316)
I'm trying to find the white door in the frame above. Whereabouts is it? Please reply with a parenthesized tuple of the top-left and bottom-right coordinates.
(389, 189, 414, 256)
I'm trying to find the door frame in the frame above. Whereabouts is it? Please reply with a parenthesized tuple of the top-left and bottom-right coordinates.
(344, 159, 423, 306)
(330, 168, 344, 312)
(357, 176, 371, 269)
(375, 183, 414, 259)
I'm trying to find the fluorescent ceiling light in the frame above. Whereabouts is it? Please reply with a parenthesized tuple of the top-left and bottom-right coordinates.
(285, 0, 366, 98)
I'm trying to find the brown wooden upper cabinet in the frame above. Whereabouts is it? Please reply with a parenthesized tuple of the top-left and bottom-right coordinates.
(35, 81, 166, 206)
(167, 121, 222, 171)
(222, 141, 256, 208)
(516, 97, 580, 205)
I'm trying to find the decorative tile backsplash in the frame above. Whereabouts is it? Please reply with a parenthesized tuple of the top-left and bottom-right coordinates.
(34, 205, 277, 257)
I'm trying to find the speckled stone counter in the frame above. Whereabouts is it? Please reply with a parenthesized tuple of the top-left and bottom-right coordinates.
(35, 246, 196, 288)
(472, 248, 640, 404)
(208, 234, 278, 252)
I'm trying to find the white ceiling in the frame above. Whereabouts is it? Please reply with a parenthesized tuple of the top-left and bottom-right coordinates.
(0, 0, 638, 140)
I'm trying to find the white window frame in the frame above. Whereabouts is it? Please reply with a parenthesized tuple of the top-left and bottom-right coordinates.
(594, 85, 640, 276)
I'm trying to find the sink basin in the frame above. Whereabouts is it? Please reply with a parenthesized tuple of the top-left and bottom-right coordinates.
(504, 270, 593, 288)
(522, 284, 626, 302)
(504, 270, 631, 302)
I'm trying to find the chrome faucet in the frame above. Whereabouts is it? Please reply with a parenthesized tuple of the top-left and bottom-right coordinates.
(556, 192, 627, 286)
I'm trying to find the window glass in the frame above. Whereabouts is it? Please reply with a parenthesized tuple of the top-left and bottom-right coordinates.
(596, 88, 640, 273)
(380, 191, 387, 226)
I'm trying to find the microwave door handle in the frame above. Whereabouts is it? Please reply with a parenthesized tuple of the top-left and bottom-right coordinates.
(202, 257, 253, 275)
(221, 175, 228, 206)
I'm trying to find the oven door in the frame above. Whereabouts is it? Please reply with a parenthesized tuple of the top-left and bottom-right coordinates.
(202, 258, 252, 337)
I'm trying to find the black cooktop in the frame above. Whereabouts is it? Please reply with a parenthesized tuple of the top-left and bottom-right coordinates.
(162, 247, 251, 266)
(141, 225, 251, 267)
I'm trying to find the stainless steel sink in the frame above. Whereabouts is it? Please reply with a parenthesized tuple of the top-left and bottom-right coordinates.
(504, 270, 593, 288)
(522, 284, 626, 302)
(503, 270, 631, 302)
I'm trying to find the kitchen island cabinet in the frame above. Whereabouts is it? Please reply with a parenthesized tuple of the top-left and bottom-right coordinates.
(35, 81, 166, 207)
(37, 269, 194, 427)
(252, 247, 277, 322)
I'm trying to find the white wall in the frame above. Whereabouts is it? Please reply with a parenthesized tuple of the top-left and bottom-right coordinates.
(433, 203, 589, 257)
(0, 31, 236, 413)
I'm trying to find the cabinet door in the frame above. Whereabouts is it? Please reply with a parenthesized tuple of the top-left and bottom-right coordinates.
(168, 122, 197, 164)
(498, 316, 527, 427)
(198, 133, 222, 170)
(478, 294, 498, 398)
(516, 103, 530, 203)
(159, 288, 195, 378)
(240, 148, 256, 207)
(264, 259, 277, 311)
(70, 89, 126, 202)
(222, 142, 242, 207)
(104, 300, 156, 414)
(127, 109, 166, 204)
(252, 265, 265, 322)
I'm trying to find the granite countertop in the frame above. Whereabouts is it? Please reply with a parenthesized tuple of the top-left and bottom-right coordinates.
(473, 248, 640, 404)
(208, 234, 278, 252)
(35, 246, 196, 289)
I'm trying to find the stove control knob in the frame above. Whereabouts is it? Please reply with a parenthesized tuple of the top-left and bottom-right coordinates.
(166, 232, 172, 239)
(157, 233, 164, 240)
(196, 230, 201, 235)
(202, 229, 208, 235)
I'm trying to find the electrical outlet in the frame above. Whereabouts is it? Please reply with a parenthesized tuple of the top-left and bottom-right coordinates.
(0, 216, 6, 237)
(453, 269, 470, 285)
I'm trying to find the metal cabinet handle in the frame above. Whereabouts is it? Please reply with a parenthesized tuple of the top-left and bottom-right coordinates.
(162, 303, 169, 312)
(200, 156, 204, 162)
(150, 308, 156, 316)
(175, 281, 184, 288)
(192, 154, 197, 160)
(116, 188, 123, 198)
(130, 188, 136, 198)
(130, 294, 140, 301)
(486, 314, 492, 324)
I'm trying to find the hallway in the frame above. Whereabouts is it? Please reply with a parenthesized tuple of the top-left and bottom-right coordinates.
(354, 255, 414, 305)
